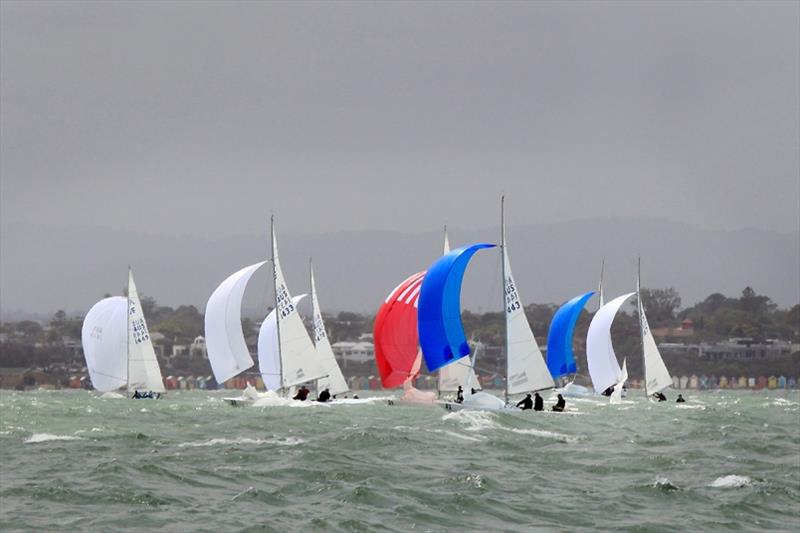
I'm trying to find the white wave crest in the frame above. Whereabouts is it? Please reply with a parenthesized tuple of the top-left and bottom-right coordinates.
(432, 429, 486, 442)
(507, 427, 577, 443)
(442, 410, 498, 432)
(177, 436, 306, 448)
(24, 433, 85, 444)
(709, 475, 753, 488)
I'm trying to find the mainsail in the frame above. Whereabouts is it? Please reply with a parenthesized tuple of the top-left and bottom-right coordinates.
(374, 271, 426, 388)
(417, 243, 495, 372)
(546, 291, 595, 380)
(126, 270, 164, 392)
(310, 263, 349, 396)
(257, 294, 306, 391)
(271, 222, 326, 389)
(638, 261, 672, 396)
(81, 296, 128, 392)
(609, 358, 628, 404)
(586, 292, 635, 394)
(502, 232, 554, 395)
(204, 262, 266, 384)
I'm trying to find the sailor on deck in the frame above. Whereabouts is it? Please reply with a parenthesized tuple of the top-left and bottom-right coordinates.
(551, 394, 566, 412)
(293, 385, 310, 401)
(456, 386, 464, 403)
(317, 388, 331, 403)
(516, 394, 533, 410)
(533, 392, 544, 411)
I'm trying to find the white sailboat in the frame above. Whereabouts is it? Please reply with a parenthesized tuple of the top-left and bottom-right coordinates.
(586, 292, 635, 398)
(81, 268, 165, 397)
(206, 218, 327, 406)
(448, 197, 555, 411)
(309, 260, 349, 397)
(637, 258, 673, 399)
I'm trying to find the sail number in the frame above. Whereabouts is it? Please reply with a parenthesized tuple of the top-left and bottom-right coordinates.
(505, 277, 521, 314)
(313, 315, 327, 342)
(276, 284, 295, 318)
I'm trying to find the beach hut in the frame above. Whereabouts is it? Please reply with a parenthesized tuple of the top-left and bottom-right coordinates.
(778, 376, 787, 389)
(679, 375, 689, 389)
(767, 376, 777, 389)
(788, 377, 797, 389)
(718, 376, 729, 389)
(689, 375, 699, 389)
(672, 376, 681, 389)
(756, 376, 767, 390)
(709, 375, 719, 389)
(699, 375, 709, 389)
(738, 376, 748, 389)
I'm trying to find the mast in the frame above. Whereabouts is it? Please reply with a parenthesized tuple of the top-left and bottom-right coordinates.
(126, 265, 131, 392)
(271, 216, 284, 393)
(501, 196, 509, 405)
(437, 224, 449, 399)
(598, 258, 605, 309)
(637, 256, 647, 397)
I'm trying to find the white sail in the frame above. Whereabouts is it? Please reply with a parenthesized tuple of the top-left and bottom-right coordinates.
(638, 280, 672, 396)
(609, 357, 627, 404)
(598, 259, 605, 309)
(81, 296, 128, 392)
(503, 244, 555, 394)
(311, 266, 349, 396)
(126, 270, 165, 392)
(258, 294, 306, 391)
(204, 262, 266, 384)
(272, 225, 327, 389)
(586, 292, 635, 394)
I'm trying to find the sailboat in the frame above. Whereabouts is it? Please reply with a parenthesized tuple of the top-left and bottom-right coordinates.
(586, 291, 635, 401)
(205, 218, 327, 405)
(436, 226, 481, 399)
(420, 197, 555, 411)
(81, 268, 165, 398)
(637, 258, 673, 399)
(546, 291, 596, 398)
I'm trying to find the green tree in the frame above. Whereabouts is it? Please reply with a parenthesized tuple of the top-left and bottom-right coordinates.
(636, 288, 681, 324)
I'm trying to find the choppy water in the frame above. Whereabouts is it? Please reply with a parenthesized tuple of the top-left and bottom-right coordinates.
(1, 390, 798, 532)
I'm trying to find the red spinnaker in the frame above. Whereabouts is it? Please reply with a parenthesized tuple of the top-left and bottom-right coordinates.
(374, 271, 425, 388)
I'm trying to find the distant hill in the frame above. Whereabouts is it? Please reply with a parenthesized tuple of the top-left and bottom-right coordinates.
(1, 219, 797, 320)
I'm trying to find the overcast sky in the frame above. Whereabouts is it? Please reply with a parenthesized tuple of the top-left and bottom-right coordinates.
(1, 1, 798, 240)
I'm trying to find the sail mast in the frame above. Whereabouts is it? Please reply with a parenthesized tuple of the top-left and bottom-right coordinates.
(637, 257, 647, 398)
(271, 216, 284, 393)
(126, 265, 131, 392)
(501, 196, 509, 405)
(598, 258, 605, 309)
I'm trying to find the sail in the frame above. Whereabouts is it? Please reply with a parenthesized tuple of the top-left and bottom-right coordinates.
(126, 271, 165, 392)
(586, 292, 635, 394)
(272, 225, 327, 388)
(503, 245, 555, 394)
(204, 262, 265, 384)
(311, 266, 349, 396)
(257, 294, 306, 391)
(546, 291, 594, 379)
(81, 296, 128, 392)
(418, 243, 496, 372)
(609, 357, 628, 404)
(598, 259, 605, 309)
(374, 271, 426, 388)
(639, 289, 672, 396)
(438, 357, 479, 392)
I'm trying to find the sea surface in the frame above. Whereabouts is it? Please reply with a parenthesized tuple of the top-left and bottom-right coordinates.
(1, 389, 798, 532)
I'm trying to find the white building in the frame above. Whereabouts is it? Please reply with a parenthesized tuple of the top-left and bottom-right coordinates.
(331, 341, 374, 364)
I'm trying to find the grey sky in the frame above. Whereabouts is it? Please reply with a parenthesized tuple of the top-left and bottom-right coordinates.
(1, 0, 797, 240)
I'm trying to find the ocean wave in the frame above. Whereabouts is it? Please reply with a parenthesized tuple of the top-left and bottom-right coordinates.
(651, 476, 681, 491)
(507, 427, 578, 443)
(441, 410, 498, 432)
(432, 429, 486, 442)
(709, 475, 753, 488)
(24, 433, 85, 444)
(177, 436, 306, 448)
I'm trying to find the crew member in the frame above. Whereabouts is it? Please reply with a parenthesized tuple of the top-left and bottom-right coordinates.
(552, 394, 566, 412)
(293, 385, 310, 401)
(456, 386, 464, 403)
(676, 394, 686, 403)
(317, 388, 331, 403)
(516, 393, 533, 410)
(533, 392, 544, 411)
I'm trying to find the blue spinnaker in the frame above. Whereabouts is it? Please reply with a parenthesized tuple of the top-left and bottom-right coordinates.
(546, 291, 595, 379)
(418, 243, 496, 372)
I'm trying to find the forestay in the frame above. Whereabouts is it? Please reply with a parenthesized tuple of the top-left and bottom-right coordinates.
(546, 291, 595, 380)
(258, 294, 306, 391)
(204, 262, 266, 384)
(272, 225, 327, 389)
(81, 297, 128, 392)
(126, 271, 165, 392)
(418, 243, 495, 372)
(311, 266, 349, 396)
(586, 292, 635, 394)
(503, 244, 555, 394)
